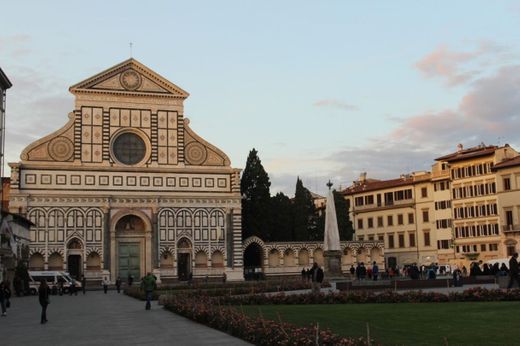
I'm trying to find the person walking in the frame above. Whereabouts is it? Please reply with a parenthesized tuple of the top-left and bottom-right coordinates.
(69, 278, 77, 296)
(372, 261, 379, 281)
(0, 281, 8, 316)
(102, 277, 110, 294)
(38, 280, 50, 324)
(141, 272, 157, 310)
(115, 277, 122, 293)
(310, 262, 324, 294)
(508, 253, 520, 289)
(81, 276, 87, 295)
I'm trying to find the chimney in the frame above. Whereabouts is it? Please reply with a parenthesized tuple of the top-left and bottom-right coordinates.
(457, 143, 463, 151)
(359, 172, 367, 183)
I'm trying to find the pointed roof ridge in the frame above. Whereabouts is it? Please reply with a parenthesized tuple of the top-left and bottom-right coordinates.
(69, 58, 189, 98)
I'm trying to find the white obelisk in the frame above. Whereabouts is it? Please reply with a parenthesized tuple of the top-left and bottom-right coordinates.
(323, 181, 343, 277)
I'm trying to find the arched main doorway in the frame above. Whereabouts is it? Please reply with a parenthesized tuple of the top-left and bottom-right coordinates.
(115, 214, 146, 281)
(243, 243, 263, 280)
(177, 238, 192, 280)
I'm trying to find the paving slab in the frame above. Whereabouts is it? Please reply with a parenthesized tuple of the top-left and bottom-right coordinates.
(0, 290, 250, 346)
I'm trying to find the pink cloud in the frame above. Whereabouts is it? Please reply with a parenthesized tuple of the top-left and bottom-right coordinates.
(313, 99, 358, 111)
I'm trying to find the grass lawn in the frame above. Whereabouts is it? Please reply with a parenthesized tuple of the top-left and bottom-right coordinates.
(240, 302, 520, 345)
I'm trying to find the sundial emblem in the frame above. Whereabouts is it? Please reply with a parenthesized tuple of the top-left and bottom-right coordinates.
(120, 69, 142, 91)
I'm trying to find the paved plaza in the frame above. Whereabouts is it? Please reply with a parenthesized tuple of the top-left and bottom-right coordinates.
(0, 290, 250, 346)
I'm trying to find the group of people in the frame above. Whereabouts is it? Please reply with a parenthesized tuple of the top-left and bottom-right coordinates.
(300, 263, 324, 293)
(348, 262, 380, 280)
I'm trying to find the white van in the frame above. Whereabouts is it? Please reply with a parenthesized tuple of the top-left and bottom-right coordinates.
(28, 271, 82, 295)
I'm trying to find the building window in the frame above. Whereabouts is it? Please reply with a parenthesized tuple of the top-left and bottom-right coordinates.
(398, 214, 404, 225)
(424, 231, 430, 246)
(408, 213, 414, 224)
(378, 234, 384, 241)
(504, 177, 511, 191)
(387, 215, 393, 226)
(398, 234, 405, 248)
(489, 243, 498, 252)
(409, 233, 416, 247)
(357, 219, 363, 229)
(112, 132, 146, 165)
(368, 217, 374, 228)
(422, 210, 429, 223)
(480, 244, 487, 252)
(506, 210, 514, 227)
(388, 234, 395, 249)
(421, 187, 428, 198)
(377, 216, 383, 227)
(507, 245, 516, 257)
(355, 197, 364, 206)
(368, 235, 374, 241)
(358, 235, 364, 241)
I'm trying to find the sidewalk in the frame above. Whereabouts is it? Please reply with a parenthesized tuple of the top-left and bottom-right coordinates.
(0, 290, 250, 346)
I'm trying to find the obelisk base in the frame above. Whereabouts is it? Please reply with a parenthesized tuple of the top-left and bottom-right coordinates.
(324, 250, 343, 279)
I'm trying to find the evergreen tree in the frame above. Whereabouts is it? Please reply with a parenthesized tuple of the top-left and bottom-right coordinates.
(292, 177, 317, 241)
(334, 190, 354, 240)
(270, 192, 293, 241)
(240, 149, 272, 240)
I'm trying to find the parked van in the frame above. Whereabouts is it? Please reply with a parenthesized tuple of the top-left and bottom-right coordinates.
(28, 271, 82, 295)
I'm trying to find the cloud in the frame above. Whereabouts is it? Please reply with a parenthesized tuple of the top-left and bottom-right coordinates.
(270, 60, 520, 197)
(414, 41, 508, 86)
(313, 99, 358, 111)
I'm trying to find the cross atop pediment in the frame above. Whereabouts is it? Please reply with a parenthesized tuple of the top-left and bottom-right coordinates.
(69, 58, 189, 99)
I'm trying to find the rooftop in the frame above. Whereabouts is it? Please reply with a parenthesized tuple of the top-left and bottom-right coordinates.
(435, 144, 498, 163)
(342, 176, 414, 195)
(493, 155, 520, 170)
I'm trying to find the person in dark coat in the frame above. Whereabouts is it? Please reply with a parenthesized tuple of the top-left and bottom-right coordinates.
(81, 276, 87, 295)
(508, 253, 520, 289)
(0, 281, 8, 316)
(38, 280, 50, 324)
(310, 262, 324, 294)
(115, 277, 122, 293)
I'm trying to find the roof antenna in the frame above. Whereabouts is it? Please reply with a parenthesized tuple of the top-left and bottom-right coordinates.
(129, 42, 133, 58)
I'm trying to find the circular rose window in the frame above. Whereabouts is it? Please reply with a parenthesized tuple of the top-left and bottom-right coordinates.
(112, 132, 146, 165)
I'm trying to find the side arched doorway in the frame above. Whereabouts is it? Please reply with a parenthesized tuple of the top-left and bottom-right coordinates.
(177, 238, 192, 280)
(67, 238, 83, 278)
(243, 243, 263, 280)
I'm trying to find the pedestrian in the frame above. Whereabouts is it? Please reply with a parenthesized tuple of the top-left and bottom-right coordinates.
(222, 272, 227, 284)
(102, 277, 110, 294)
(81, 275, 87, 295)
(0, 281, 8, 316)
(69, 277, 77, 296)
(38, 280, 50, 324)
(349, 265, 355, 279)
(187, 272, 193, 286)
(301, 268, 306, 281)
(141, 272, 157, 310)
(58, 278, 64, 296)
(128, 274, 134, 287)
(115, 277, 122, 293)
(508, 253, 520, 289)
(372, 261, 379, 281)
(310, 262, 324, 294)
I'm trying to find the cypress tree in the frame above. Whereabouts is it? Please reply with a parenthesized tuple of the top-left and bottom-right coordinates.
(270, 192, 293, 241)
(292, 177, 317, 241)
(240, 149, 272, 240)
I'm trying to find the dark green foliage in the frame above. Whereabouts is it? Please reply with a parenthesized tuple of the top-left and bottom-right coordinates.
(240, 149, 272, 239)
(269, 192, 293, 241)
(292, 177, 317, 241)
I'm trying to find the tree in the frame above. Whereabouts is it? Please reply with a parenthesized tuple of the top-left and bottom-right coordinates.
(270, 192, 293, 241)
(240, 149, 272, 240)
(292, 177, 317, 241)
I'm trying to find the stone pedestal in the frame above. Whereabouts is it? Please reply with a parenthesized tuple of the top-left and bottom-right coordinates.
(324, 250, 343, 279)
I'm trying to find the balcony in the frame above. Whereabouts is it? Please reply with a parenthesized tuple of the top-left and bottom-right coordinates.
(502, 224, 520, 233)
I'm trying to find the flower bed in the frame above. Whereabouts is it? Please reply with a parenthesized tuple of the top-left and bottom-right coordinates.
(212, 287, 520, 305)
(126, 279, 329, 301)
(163, 293, 369, 346)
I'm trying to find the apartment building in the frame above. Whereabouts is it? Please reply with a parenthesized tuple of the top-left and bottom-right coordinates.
(435, 144, 519, 265)
(431, 162, 455, 264)
(343, 171, 437, 267)
(493, 155, 520, 257)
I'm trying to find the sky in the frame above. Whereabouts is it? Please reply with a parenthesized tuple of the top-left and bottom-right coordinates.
(1, 1, 520, 196)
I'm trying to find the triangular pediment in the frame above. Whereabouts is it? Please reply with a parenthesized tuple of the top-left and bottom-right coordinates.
(69, 58, 189, 99)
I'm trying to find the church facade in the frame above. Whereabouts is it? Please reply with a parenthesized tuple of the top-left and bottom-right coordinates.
(8, 59, 244, 282)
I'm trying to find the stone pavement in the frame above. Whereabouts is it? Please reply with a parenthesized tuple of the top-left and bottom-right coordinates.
(0, 290, 250, 346)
